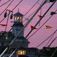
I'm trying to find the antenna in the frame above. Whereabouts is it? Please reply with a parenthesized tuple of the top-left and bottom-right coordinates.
(18, 8, 19, 12)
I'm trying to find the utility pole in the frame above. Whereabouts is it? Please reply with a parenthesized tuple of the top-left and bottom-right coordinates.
(0, 9, 13, 56)
(5, 9, 13, 31)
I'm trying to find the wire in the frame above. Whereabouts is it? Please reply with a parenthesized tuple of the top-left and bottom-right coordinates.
(0, 0, 14, 25)
(36, 30, 57, 48)
(0, 0, 14, 16)
(23, 1, 42, 31)
(0, 0, 23, 24)
(0, 17, 6, 23)
(0, 0, 38, 25)
(45, 33, 55, 47)
(0, 0, 39, 24)
(12, 0, 23, 11)
(4, 0, 23, 34)
(0, 0, 11, 7)
(37, 37, 57, 57)
(23, 0, 41, 22)
(2, 0, 23, 32)
(38, 0, 43, 26)
(48, 37, 57, 47)
(24, 0, 43, 37)
(24, 7, 42, 31)
(23, 0, 40, 17)
(27, 9, 57, 40)
(25, 1, 56, 39)
(23, 1, 43, 30)
(23, 9, 37, 22)
(23, 9, 38, 31)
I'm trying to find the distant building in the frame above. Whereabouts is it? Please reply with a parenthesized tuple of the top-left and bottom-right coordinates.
(0, 10, 38, 57)
(39, 47, 57, 57)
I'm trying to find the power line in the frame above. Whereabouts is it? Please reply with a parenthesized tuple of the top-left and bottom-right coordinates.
(38, 37, 57, 57)
(25, 1, 56, 39)
(23, 0, 43, 30)
(12, 0, 23, 10)
(23, 1, 42, 30)
(48, 37, 57, 47)
(38, 0, 43, 26)
(0, 17, 6, 23)
(0, 0, 23, 24)
(23, 0, 41, 22)
(27, 8, 57, 40)
(0, 0, 39, 25)
(45, 33, 55, 47)
(37, 36, 57, 57)
(0, 0, 14, 16)
(0, 0, 14, 25)
(23, 0, 40, 17)
(0, 0, 11, 7)
(23, 0, 42, 30)
(23, 9, 37, 22)
(36, 30, 57, 48)
(23, 9, 38, 31)
(26, 9, 57, 47)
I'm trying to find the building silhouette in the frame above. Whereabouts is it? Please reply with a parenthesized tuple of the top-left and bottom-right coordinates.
(0, 10, 38, 57)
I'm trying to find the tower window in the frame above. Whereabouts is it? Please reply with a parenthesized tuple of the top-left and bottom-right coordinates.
(14, 17, 22, 22)
(20, 17, 22, 22)
(18, 50, 23, 55)
(14, 17, 16, 21)
(17, 17, 19, 22)
(23, 51, 26, 55)
(17, 50, 26, 55)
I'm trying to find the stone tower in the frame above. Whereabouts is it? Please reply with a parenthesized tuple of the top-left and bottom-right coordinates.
(4, 10, 30, 49)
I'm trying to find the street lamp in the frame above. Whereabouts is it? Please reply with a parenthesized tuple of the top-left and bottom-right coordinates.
(4, 9, 13, 19)
(17, 50, 26, 55)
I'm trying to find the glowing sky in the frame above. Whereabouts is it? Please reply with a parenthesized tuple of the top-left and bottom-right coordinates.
(0, 0, 57, 49)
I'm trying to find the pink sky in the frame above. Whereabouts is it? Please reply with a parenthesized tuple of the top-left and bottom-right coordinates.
(0, 0, 57, 49)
